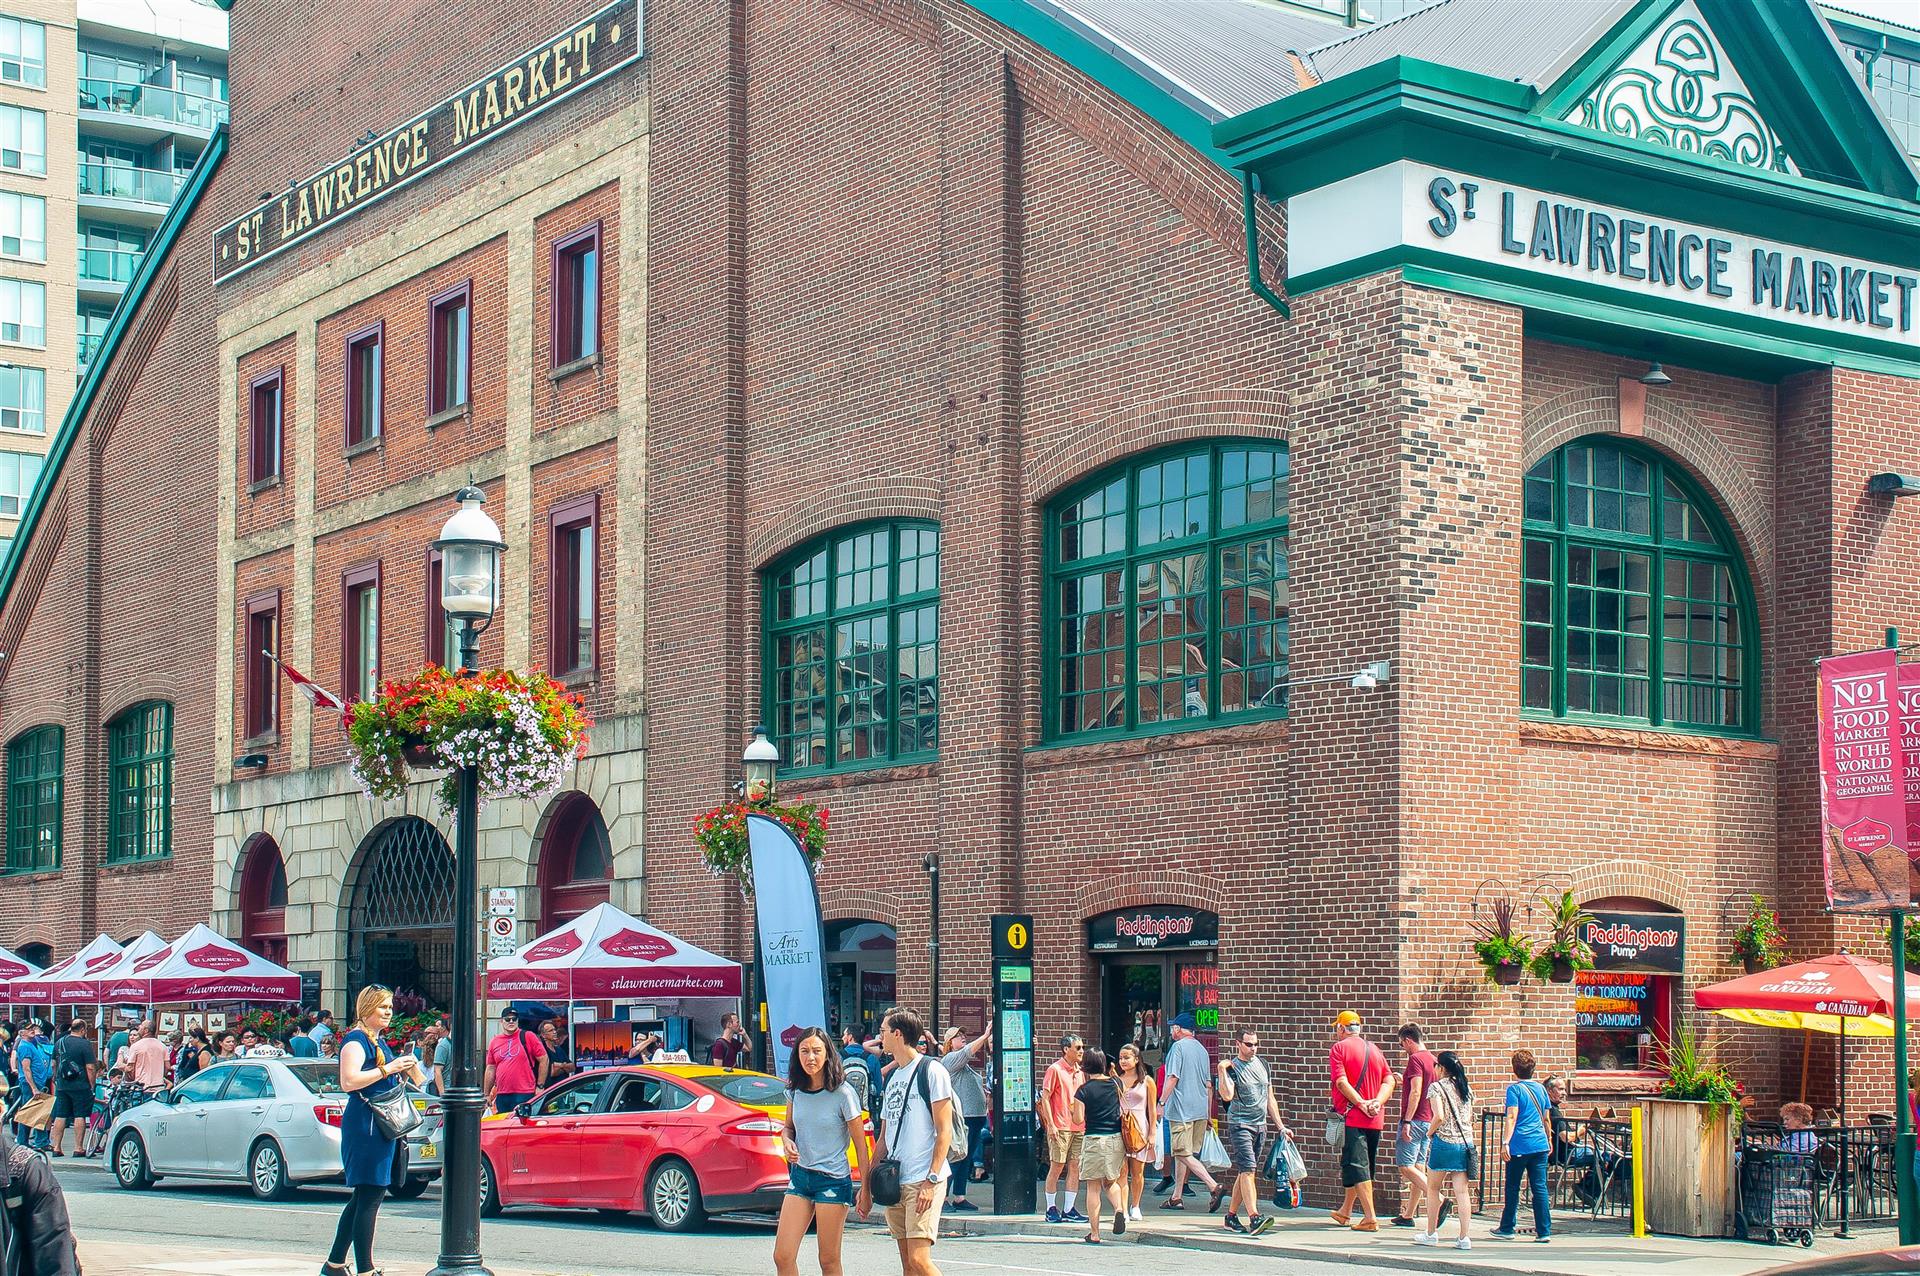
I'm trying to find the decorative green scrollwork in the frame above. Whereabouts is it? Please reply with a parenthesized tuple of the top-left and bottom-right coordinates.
(1575, 13, 1795, 175)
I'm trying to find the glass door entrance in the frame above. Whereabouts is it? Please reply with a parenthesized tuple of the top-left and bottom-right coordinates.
(1099, 951, 1217, 1069)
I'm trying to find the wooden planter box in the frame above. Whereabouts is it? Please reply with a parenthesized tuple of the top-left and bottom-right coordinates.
(1643, 1099, 1734, 1237)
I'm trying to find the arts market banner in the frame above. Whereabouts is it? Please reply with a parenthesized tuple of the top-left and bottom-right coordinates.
(1818, 649, 1910, 911)
(746, 813, 829, 1079)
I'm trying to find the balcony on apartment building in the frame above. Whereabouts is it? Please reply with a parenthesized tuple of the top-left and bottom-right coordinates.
(77, 76, 227, 143)
(77, 162, 184, 226)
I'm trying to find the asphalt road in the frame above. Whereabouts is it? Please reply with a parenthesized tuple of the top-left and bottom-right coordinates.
(50, 1160, 1396, 1276)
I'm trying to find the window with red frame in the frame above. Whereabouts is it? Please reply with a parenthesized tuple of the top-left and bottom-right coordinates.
(426, 550, 463, 671)
(549, 495, 598, 678)
(341, 564, 381, 703)
(344, 323, 383, 447)
(427, 282, 470, 416)
(248, 369, 282, 485)
(551, 223, 600, 367)
(244, 590, 280, 740)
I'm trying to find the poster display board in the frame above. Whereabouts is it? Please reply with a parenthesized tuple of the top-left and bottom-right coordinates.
(991, 915, 1036, 1216)
(1818, 649, 1910, 911)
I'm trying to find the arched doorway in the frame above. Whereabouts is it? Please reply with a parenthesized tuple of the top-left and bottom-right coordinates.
(347, 817, 455, 1008)
(238, 835, 289, 966)
(1088, 906, 1220, 1068)
(825, 919, 895, 1038)
(16, 941, 48, 969)
(537, 794, 612, 929)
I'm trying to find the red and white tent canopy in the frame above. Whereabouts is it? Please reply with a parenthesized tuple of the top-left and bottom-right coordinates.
(109, 924, 301, 1004)
(12, 934, 122, 1005)
(90, 930, 178, 1003)
(0, 945, 42, 999)
(485, 901, 742, 1000)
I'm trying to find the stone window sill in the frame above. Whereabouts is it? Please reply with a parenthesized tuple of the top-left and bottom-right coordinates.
(246, 475, 282, 496)
(549, 353, 601, 383)
(426, 404, 469, 431)
(344, 436, 383, 461)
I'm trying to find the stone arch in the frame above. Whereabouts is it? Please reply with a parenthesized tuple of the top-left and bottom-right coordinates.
(1074, 869, 1227, 921)
(1567, 859, 1689, 913)
(1026, 390, 1290, 504)
(748, 484, 944, 571)
(237, 832, 289, 966)
(341, 815, 455, 1007)
(818, 887, 900, 931)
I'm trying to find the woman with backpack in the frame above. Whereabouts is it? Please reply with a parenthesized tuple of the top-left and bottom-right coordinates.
(773, 1026, 870, 1276)
(1492, 1049, 1553, 1244)
(1071, 1048, 1128, 1244)
(1417, 1050, 1475, 1251)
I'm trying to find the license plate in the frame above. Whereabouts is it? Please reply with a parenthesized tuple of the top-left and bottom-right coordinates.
(417, 1144, 436, 1158)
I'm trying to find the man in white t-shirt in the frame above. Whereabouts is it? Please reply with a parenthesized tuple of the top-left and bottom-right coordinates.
(857, 1006, 953, 1276)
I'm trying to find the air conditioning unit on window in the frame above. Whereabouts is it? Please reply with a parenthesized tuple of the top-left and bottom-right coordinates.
(2, 408, 20, 430)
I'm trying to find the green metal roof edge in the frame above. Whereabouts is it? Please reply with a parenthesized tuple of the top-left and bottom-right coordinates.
(957, 0, 1237, 171)
(0, 125, 228, 617)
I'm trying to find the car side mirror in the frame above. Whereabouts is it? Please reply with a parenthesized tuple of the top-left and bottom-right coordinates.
(513, 1101, 532, 1120)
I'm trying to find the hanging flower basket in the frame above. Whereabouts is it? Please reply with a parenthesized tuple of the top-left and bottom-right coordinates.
(1730, 893, 1788, 971)
(694, 790, 828, 893)
(345, 666, 592, 811)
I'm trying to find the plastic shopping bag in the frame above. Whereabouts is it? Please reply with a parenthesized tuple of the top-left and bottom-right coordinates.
(1200, 1122, 1232, 1170)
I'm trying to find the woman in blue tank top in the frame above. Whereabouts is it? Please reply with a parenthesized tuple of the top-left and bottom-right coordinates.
(321, 986, 426, 1276)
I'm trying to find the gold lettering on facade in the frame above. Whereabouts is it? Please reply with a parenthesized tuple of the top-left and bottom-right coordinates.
(526, 49, 550, 99)
(504, 66, 525, 117)
(355, 152, 373, 199)
(410, 120, 429, 168)
(454, 92, 481, 146)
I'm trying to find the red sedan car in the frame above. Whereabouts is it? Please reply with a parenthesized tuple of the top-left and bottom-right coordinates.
(479, 1063, 858, 1231)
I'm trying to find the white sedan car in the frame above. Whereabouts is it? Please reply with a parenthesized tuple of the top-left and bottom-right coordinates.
(108, 1058, 443, 1200)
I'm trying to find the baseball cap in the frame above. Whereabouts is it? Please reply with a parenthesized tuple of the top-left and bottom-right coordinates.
(1170, 1013, 1197, 1033)
(1335, 1010, 1362, 1028)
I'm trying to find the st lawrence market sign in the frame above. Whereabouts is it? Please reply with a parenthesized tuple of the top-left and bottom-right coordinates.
(211, 0, 640, 281)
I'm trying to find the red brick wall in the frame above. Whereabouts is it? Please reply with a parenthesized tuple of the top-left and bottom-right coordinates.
(236, 335, 295, 539)
(532, 184, 622, 436)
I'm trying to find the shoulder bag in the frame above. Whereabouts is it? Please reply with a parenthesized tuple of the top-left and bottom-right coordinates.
(361, 1039, 422, 1142)
(1430, 1082, 1478, 1178)
(1120, 1079, 1147, 1155)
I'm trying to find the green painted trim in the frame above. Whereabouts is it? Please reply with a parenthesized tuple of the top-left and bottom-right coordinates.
(0, 127, 228, 619)
(1536, 0, 1677, 121)
(104, 700, 173, 865)
(958, 0, 1235, 170)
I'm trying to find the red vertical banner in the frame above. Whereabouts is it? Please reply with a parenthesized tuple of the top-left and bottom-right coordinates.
(1819, 649, 1911, 911)
(1900, 662, 1920, 869)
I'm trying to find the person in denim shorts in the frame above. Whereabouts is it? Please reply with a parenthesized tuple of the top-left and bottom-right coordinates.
(776, 1027, 871, 1276)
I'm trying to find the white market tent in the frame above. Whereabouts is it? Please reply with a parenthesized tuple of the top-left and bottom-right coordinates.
(485, 901, 742, 1001)
(71, 930, 168, 1001)
(107, 923, 301, 1003)
(0, 946, 42, 1000)
(11, 933, 122, 1006)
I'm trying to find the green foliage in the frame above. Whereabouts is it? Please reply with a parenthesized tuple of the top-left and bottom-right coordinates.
(1658, 1019, 1741, 1115)
(1732, 894, 1788, 968)
(1528, 890, 1595, 980)
(1472, 896, 1531, 983)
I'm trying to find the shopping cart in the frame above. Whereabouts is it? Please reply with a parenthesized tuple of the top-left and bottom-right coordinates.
(1738, 1149, 1818, 1247)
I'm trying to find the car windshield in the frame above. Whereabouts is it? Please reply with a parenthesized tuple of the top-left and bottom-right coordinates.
(278, 1064, 346, 1096)
(708, 1075, 787, 1107)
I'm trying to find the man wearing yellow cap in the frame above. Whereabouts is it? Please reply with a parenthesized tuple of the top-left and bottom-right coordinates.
(1328, 1011, 1393, 1231)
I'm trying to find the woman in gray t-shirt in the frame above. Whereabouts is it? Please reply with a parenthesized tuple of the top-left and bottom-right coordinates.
(775, 1027, 871, 1276)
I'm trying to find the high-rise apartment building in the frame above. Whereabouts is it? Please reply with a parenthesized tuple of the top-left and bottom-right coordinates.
(0, 0, 224, 560)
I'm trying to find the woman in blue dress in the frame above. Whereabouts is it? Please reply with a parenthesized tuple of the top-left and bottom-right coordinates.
(322, 986, 426, 1276)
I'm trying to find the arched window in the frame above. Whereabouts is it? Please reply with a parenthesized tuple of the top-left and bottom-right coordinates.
(764, 521, 939, 773)
(106, 702, 171, 863)
(239, 836, 289, 966)
(5, 725, 61, 874)
(1046, 443, 1289, 740)
(1522, 438, 1755, 731)
(537, 794, 612, 928)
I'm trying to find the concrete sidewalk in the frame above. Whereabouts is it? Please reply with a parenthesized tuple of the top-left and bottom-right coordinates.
(78, 1242, 571, 1276)
(944, 1202, 1895, 1275)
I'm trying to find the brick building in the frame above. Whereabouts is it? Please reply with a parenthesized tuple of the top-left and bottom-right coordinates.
(0, 0, 1915, 1174)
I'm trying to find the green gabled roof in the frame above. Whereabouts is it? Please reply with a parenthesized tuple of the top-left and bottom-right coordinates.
(0, 126, 228, 618)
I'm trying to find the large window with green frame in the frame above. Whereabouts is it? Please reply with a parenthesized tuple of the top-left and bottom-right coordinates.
(765, 522, 938, 774)
(5, 725, 59, 873)
(1047, 442, 1289, 741)
(1522, 437, 1755, 732)
(107, 702, 172, 863)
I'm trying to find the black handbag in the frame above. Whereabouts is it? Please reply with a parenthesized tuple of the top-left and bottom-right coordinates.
(363, 1042, 421, 1141)
(868, 1156, 903, 1206)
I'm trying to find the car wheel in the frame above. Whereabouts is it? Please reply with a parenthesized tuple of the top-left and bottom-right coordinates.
(646, 1159, 705, 1233)
(479, 1156, 502, 1218)
(389, 1174, 430, 1200)
(248, 1140, 291, 1201)
(112, 1132, 153, 1191)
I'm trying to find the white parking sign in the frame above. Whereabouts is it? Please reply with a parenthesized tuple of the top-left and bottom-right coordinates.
(488, 889, 517, 917)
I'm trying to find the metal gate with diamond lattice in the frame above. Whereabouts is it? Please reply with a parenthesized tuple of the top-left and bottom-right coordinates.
(346, 816, 455, 1008)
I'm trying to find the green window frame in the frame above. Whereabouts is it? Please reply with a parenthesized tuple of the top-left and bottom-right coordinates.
(1522, 437, 1758, 734)
(763, 521, 939, 775)
(1044, 441, 1290, 742)
(5, 725, 60, 873)
(107, 701, 172, 864)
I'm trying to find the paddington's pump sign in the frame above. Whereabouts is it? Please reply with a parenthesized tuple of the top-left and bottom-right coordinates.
(211, 0, 640, 281)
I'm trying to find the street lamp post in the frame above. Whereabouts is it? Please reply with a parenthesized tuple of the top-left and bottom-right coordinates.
(428, 486, 504, 1276)
(923, 851, 941, 1035)
(739, 724, 779, 1071)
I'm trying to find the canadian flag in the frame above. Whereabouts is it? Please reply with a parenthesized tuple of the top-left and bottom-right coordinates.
(265, 652, 346, 712)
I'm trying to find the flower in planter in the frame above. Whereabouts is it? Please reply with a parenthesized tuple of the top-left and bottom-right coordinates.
(694, 795, 828, 892)
(1472, 896, 1533, 985)
(1730, 894, 1788, 970)
(1527, 890, 1596, 983)
(345, 666, 592, 811)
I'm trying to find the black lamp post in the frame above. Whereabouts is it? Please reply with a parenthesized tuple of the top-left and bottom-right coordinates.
(738, 724, 779, 1070)
(428, 485, 503, 1276)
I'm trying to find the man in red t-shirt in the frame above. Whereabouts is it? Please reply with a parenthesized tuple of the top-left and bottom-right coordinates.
(482, 1008, 548, 1114)
(1328, 1011, 1394, 1231)
(1391, 1022, 1439, 1228)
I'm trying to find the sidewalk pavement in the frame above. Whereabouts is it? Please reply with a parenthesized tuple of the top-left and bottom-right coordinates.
(79, 1242, 571, 1276)
(943, 1200, 1894, 1275)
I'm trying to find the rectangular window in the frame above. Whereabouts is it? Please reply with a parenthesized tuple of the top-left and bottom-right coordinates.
(249, 368, 283, 484)
(5, 726, 60, 874)
(428, 282, 470, 416)
(342, 564, 381, 703)
(0, 104, 44, 174)
(245, 590, 280, 741)
(1574, 971, 1672, 1073)
(0, 364, 43, 434)
(0, 279, 43, 347)
(0, 448, 41, 516)
(78, 222, 144, 285)
(106, 702, 171, 863)
(549, 496, 598, 677)
(426, 551, 464, 671)
(344, 323, 382, 447)
(77, 304, 111, 372)
(0, 18, 46, 89)
(0, 191, 43, 261)
(551, 223, 601, 367)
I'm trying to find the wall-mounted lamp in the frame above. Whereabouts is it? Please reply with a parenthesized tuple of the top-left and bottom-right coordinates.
(1638, 361, 1672, 388)
(1290, 660, 1393, 691)
(234, 752, 269, 770)
(1869, 473, 1920, 497)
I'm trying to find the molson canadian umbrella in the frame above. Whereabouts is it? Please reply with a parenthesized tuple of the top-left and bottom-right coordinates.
(1695, 953, 1918, 1037)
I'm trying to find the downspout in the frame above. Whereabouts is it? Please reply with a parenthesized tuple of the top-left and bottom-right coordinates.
(1240, 170, 1291, 320)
